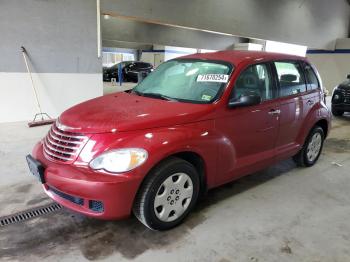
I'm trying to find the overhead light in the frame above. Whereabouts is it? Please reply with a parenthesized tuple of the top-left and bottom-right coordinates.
(103, 14, 110, 19)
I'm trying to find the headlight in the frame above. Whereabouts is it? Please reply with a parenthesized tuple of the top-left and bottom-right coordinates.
(89, 148, 148, 173)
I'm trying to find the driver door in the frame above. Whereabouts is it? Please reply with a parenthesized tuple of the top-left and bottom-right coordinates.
(216, 63, 280, 184)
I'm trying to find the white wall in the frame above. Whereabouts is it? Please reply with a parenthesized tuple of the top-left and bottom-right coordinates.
(0, 0, 102, 123)
(141, 45, 199, 67)
(307, 38, 350, 93)
(164, 46, 198, 61)
(234, 43, 263, 51)
(307, 54, 350, 92)
(0, 73, 102, 123)
(141, 52, 164, 67)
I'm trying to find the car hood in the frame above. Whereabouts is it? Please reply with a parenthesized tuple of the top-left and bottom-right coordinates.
(338, 80, 350, 90)
(59, 92, 214, 134)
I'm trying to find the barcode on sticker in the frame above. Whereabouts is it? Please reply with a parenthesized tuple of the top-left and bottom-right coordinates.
(197, 74, 229, 83)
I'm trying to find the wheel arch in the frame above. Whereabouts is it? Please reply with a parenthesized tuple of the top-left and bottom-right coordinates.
(171, 151, 207, 197)
(297, 111, 330, 147)
(135, 150, 208, 206)
(299, 118, 329, 146)
(314, 118, 329, 138)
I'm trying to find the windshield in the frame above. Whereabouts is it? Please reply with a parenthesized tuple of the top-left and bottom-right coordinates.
(133, 59, 233, 103)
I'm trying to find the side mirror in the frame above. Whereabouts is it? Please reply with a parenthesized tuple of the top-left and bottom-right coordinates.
(347, 74, 350, 80)
(228, 93, 261, 108)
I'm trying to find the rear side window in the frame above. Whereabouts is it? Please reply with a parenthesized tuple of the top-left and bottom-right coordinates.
(274, 62, 306, 97)
(304, 64, 320, 90)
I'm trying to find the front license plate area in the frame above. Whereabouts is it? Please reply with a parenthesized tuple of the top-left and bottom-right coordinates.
(26, 155, 45, 184)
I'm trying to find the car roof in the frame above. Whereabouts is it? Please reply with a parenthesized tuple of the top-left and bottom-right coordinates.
(180, 50, 308, 66)
(125, 61, 149, 64)
(133, 61, 151, 65)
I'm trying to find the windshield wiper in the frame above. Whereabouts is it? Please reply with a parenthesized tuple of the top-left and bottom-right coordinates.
(135, 92, 178, 101)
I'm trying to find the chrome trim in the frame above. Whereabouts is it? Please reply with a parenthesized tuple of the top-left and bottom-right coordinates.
(55, 120, 82, 132)
(44, 141, 74, 156)
(43, 122, 88, 163)
(49, 131, 83, 145)
(51, 126, 85, 139)
(268, 109, 281, 115)
(46, 136, 77, 151)
(43, 145, 72, 161)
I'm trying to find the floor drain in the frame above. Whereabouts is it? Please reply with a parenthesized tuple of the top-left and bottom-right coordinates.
(0, 203, 62, 227)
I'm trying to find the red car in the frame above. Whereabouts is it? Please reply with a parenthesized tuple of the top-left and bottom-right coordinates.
(27, 51, 331, 230)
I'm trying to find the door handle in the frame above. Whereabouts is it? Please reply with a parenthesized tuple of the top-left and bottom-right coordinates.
(307, 100, 314, 106)
(268, 109, 281, 115)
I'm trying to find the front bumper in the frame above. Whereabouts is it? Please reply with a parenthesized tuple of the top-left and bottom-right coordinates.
(332, 103, 350, 112)
(32, 142, 142, 220)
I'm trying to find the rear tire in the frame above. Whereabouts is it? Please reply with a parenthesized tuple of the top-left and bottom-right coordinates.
(293, 126, 324, 167)
(332, 108, 344, 116)
(133, 157, 200, 231)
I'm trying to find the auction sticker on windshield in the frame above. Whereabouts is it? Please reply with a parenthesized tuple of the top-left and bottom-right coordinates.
(197, 74, 229, 83)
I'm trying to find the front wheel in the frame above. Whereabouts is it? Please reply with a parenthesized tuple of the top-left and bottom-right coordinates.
(133, 157, 200, 230)
(293, 126, 324, 167)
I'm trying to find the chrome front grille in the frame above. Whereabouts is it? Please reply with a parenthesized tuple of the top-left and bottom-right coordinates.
(340, 89, 350, 103)
(43, 122, 88, 163)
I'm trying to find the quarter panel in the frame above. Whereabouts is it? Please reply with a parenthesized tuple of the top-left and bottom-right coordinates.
(295, 97, 331, 148)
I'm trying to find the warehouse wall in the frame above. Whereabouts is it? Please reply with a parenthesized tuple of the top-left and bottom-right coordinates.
(307, 39, 350, 93)
(101, 0, 350, 49)
(102, 16, 244, 50)
(140, 45, 199, 67)
(308, 54, 350, 92)
(0, 0, 102, 123)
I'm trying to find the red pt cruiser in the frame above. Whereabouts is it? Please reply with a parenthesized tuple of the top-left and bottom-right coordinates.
(27, 51, 331, 230)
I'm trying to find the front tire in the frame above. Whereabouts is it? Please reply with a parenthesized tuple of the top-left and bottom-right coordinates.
(293, 126, 324, 167)
(133, 157, 200, 231)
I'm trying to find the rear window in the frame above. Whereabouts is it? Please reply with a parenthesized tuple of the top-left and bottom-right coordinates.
(304, 64, 320, 90)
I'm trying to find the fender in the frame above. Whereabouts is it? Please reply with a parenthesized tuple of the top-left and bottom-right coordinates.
(296, 98, 330, 146)
(77, 120, 219, 188)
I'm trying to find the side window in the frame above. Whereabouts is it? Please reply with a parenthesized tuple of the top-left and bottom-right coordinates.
(232, 63, 273, 101)
(274, 62, 306, 97)
(304, 64, 320, 90)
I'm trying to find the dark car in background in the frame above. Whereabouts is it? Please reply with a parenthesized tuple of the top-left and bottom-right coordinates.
(124, 61, 153, 82)
(103, 61, 132, 82)
(331, 75, 350, 116)
(103, 61, 153, 82)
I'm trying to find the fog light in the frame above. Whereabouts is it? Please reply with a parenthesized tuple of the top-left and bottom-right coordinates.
(334, 94, 340, 100)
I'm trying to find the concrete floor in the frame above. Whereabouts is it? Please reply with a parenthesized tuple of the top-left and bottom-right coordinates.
(0, 101, 350, 261)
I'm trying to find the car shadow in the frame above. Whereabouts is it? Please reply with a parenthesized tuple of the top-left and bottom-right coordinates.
(0, 159, 297, 261)
(195, 159, 296, 213)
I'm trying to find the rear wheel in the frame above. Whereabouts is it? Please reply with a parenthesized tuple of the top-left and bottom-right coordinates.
(293, 126, 324, 167)
(133, 157, 200, 230)
(332, 108, 344, 116)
